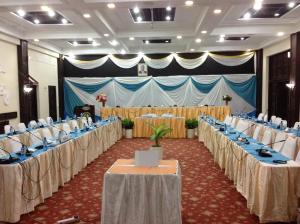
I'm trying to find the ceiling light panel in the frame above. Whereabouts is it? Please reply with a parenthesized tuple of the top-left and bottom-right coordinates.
(129, 7, 176, 22)
(12, 10, 71, 24)
(143, 39, 172, 44)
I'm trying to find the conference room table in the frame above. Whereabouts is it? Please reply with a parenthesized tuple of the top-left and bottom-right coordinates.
(133, 116, 186, 138)
(198, 117, 300, 223)
(101, 159, 182, 224)
(101, 106, 230, 121)
(0, 119, 122, 223)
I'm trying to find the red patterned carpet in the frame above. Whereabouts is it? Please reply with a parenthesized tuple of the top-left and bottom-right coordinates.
(19, 138, 260, 224)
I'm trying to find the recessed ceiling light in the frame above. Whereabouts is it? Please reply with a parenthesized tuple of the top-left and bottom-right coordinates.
(61, 18, 68, 24)
(220, 34, 225, 38)
(166, 15, 171, 21)
(104, 33, 109, 37)
(88, 37, 93, 41)
(274, 13, 280, 17)
(107, 3, 116, 9)
(34, 19, 40, 24)
(73, 41, 78, 46)
(133, 7, 140, 14)
(243, 12, 251, 20)
(17, 9, 26, 17)
(195, 38, 201, 43)
(277, 32, 285, 36)
(185, 1, 194, 6)
(177, 35, 182, 39)
(214, 9, 222, 14)
(41, 5, 50, 11)
(48, 10, 56, 17)
(288, 2, 295, 8)
(121, 49, 126, 54)
(34, 39, 39, 42)
(145, 40, 149, 44)
(165, 40, 169, 43)
(69, 54, 75, 59)
(83, 13, 91, 18)
(240, 37, 245, 40)
(201, 30, 207, 34)
(217, 37, 225, 42)
(92, 41, 100, 46)
(138, 52, 144, 56)
(166, 6, 172, 11)
(246, 49, 252, 52)
(110, 40, 119, 46)
(137, 16, 142, 22)
(129, 37, 135, 40)
(190, 48, 195, 52)
(253, 0, 263, 11)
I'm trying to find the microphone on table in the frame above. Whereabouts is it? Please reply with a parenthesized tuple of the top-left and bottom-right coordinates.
(25, 130, 48, 150)
(49, 124, 70, 144)
(235, 123, 256, 142)
(0, 144, 19, 164)
(6, 135, 33, 157)
(255, 139, 287, 157)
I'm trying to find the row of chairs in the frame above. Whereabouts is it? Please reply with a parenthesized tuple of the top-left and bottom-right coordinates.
(257, 113, 300, 129)
(224, 115, 300, 162)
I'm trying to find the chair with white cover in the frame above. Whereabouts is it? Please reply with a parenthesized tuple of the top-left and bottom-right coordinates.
(88, 117, 93, 126)
(82, 119, 88, 128)
(29, 130, 43, 146)
(7, 136, 22, 153)
(38, 118, 48, 126)
(230, 117, 237, 128)
(261, 130, 272, 146)
(62, 123, 71, 134)
(293, 122, 300, 130)
(224, 115, 232, 125)
(252, 126, 261, 140)
(46, 117, 53, 125)
(263, 114, 268, 122)
(28, 120, 38, 129)
(272, 132, 287, 152)
(281, 120, 288, 128)
(18, 123, 27, 133)
(236, 120, 250, 135)
(4, 125, 12, 134)
(281, 137, 297, 160)
(42, 128, 53, 140)
(270, 115, 276, 123)
(52, 125, 60, 139)
(257, 113, 264, 121)
(274, 117, 282, 126)
(70, 120, 79, 130)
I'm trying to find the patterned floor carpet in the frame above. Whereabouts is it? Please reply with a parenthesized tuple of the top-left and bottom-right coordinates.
(19, 138, 259, 224)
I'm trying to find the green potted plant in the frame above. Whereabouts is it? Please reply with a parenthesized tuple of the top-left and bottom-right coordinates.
(185, 119, 199, 139)
(222, 95, 232, 106)
(149, 123, 172, 159)
(122, 118, 134, 138)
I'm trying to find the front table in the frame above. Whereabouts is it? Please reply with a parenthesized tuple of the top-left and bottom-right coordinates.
(101, 159, 182, 224)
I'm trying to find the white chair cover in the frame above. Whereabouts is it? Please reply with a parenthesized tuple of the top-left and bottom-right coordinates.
(7, 136, 22, 153)
(88, 117, 93, 126)
(281, 120, 287, 128)
(236, 120, 250, 135)
(17, 123, 27, 133)
(70, 120, 79, 130)
(261, 130, 272, 146)
(224, 115, 232, 125)
(42, 128, 53, 140)
(82, 119, 88, 127)
(293, 122, 300, 130)
(230, 117, 237, 128)
(52, 125, 60, 138)
(252, 126, 261, 140)
(281, 137, 297, 160)
(29, 120, 38, 129)
(29, 130, 43, 146)
(272, 132, 287, 152)
(257, 113, 264, 121)
(274, 117, 282, 126)
(270, 115, 276, 123)
(46, 117, 53, 125)
(38, 118, 48, 126)
(263, 114, 268, 122)
(4, 125, 11, 134)
(62, 123, 71, 134)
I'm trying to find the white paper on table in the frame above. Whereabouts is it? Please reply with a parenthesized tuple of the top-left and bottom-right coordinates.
(134, 150, 160, 167)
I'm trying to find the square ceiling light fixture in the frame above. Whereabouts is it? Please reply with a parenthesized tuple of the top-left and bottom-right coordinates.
(129, 7, 176, 23)
(12, 10, 72, 25)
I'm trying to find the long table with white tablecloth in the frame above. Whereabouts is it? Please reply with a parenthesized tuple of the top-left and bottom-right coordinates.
(0, 120, 122, 223)
(198, 118, 300, 223)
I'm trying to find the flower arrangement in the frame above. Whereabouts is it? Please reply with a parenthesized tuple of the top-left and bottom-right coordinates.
(96, 92, 107, 107)
(222, 95, 232, 105)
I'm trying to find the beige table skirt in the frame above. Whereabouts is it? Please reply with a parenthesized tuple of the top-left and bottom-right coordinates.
(0, 120, 122, 223)
(133, 117, 186, 138)
(198, 120, 300, 223)
(101, 106, 230, 121)
(101, 159, 181, 224)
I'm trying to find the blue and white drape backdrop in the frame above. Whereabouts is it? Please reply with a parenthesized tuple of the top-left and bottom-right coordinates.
(64, 74, 256, 117)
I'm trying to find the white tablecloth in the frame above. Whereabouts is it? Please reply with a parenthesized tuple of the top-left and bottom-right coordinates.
(0, 120, 122, 223)
(101, 159, 182, 224)
(198, 119, 300, 223)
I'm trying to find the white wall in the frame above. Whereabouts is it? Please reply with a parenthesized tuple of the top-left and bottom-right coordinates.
(0, 39, 20, 126)
(262, 38, 291, 114)
(28, 48, 59, 120)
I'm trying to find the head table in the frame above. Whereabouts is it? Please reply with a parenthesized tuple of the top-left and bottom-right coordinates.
(0, 119, 122, 223)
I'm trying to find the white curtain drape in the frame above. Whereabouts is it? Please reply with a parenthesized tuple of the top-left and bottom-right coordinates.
(208, 52, 254, 66)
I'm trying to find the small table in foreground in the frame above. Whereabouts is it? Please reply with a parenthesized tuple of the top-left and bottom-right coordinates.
(101, 159, 182, 224)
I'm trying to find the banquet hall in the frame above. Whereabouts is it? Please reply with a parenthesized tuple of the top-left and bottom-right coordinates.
(0, 0, 300, 223)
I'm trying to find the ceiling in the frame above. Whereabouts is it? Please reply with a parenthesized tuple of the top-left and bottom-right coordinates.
(0, 0, 299, 55)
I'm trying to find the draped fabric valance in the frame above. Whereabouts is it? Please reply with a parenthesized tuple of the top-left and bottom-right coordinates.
(65, 52, 254, 70)
(64, 74, 256, 118)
